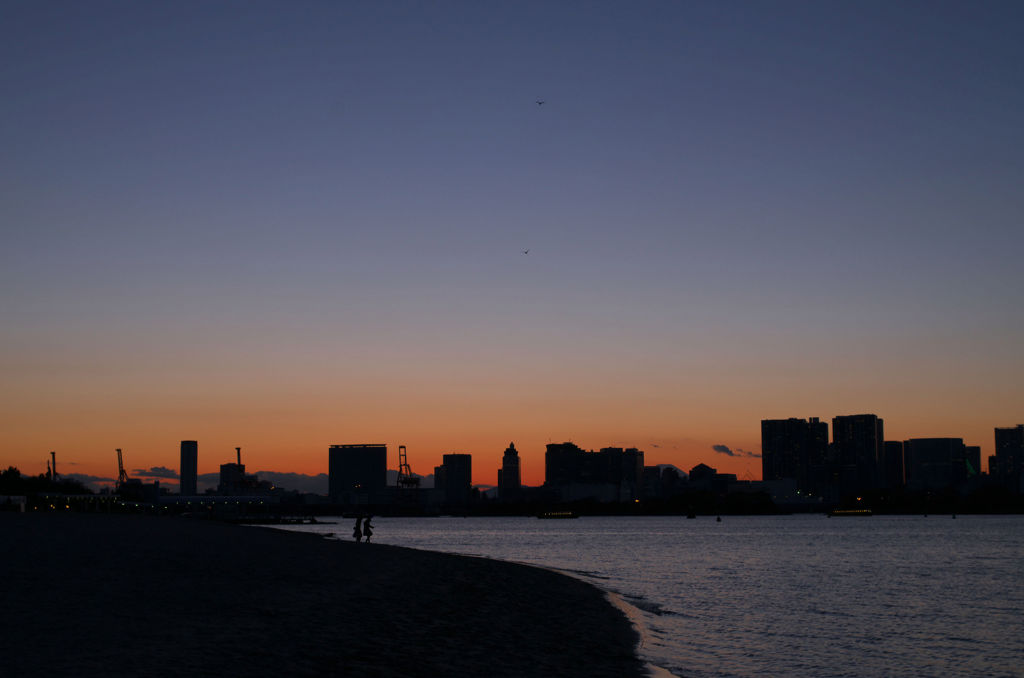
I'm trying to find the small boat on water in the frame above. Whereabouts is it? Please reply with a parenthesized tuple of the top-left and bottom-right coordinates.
(828, 509, 873, 517)
(537, 511, 578, 519)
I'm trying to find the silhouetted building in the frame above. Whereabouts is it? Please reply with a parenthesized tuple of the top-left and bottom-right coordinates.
(832, 414, 884, 496)
(883, 440, 905, 489)
(761, 417, 828, 496)
(687, 462, 738, 494)
(544, 442, 644, 502)
(328, 444, 387, 502)
(497, 442, 521, 501)
(965, 445, 981, 481)
(642, 466, 663, 499)
(436, 453, 472, 507)
(904, 438, 975, 491)
(642, 465, 687, 500)
(688, 462, 716, 485)
(180, 440, 198, 496)
(218, 463, 246, 494)
(990, 425, 1024, 492)
(659, 466, 685, 496)
(600, 447, 644, 500)
(218, 447, 270, 496)
(545, 442, 585, 487)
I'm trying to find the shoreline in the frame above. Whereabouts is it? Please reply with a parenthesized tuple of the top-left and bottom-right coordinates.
(602, 589, 679, 678)
(337, 538, 679, 678)
(321, 527, 680, 678)
(1, 513, 646, 677)
(437, 550, 677, 678)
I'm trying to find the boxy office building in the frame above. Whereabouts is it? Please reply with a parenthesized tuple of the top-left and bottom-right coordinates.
(328, 444, 387, 503)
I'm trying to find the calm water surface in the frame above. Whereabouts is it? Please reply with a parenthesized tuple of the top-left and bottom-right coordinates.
(280, 515, 1023, 677)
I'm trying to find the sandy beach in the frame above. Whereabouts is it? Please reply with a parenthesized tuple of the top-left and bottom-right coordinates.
(1, 513, 644, 677)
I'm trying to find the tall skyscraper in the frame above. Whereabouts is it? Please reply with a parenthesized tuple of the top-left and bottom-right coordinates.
(761, 417, 829, 495)
(180, 440, 198, 496)
(832, 414, 884, 495)
(498, 442, 521, 500)
(328, 444, 387, 500)
(439, 453, 472, 506)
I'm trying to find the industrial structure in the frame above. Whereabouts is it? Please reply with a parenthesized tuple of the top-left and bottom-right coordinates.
(218, 447, 270, 495)
(114, 448, 155, 501)
(396, 445, 419, 489)
(116, 448, 130, 490)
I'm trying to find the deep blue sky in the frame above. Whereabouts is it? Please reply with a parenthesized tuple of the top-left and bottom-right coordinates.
(2, 1, 1022, 480)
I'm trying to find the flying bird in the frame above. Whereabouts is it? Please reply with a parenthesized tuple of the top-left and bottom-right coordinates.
(522, 249, 529, 255)
(535, 99, 545, 106)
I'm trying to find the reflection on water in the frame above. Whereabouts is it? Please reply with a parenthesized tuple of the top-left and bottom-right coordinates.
(281, 515, 1024, 677)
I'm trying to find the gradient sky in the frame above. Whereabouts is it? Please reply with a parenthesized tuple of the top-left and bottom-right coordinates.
(2, 1, 1022, 487)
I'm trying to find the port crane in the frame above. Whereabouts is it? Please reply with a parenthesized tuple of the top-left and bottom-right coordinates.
(116, 448, 130, 490)
(397, 445, 420, 489)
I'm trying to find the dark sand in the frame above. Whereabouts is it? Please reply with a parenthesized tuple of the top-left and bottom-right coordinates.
(1, 513, 645, 677)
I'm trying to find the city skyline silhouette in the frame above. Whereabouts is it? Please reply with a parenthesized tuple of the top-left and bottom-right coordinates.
(30, 412, 1017, 502)
(3, 3, 1022, 493)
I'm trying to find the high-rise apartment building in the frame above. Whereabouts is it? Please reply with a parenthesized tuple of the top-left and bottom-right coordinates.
(761, 417, 828, 495)
(832, 414, 884, 495)
(543, 442, 644, 502)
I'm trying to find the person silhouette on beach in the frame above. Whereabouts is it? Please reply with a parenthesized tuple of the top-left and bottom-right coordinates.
(352, 516, 363, 542)
(362, 516, 373, 543)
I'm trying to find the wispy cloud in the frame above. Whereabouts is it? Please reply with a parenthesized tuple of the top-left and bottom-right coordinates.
(132, 466, 178, 479)
(65, 473, 115, 483)
(712, 444, 762, 459)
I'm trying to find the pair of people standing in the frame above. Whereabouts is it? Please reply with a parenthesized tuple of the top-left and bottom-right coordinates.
(352, 515, 374, 542)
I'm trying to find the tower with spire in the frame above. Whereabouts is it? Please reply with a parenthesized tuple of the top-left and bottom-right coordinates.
(498, 442, 522, 501)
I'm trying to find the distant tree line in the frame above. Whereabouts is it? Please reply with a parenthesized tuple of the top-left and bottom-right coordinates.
(0, 466, 93, 496)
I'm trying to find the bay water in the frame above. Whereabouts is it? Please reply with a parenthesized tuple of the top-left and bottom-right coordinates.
(279, 515, 1022, 677)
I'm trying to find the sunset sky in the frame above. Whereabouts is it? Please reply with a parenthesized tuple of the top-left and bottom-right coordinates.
(2, 1, 1022, 488)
